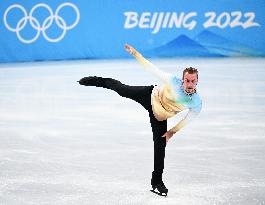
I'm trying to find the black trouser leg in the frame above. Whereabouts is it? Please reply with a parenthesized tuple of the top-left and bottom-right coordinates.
(80, 76, 153, 110)
(148, 110, 167, 184)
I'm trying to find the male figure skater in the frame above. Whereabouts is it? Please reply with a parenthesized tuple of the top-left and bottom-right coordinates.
(78, 44, 202, 196)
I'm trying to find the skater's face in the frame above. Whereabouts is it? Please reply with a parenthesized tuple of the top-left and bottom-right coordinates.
(183, 72, 198, 94)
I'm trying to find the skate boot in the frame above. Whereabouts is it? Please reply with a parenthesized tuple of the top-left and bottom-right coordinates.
(150, 175, 168, 197)
(78, 76, 108, 87)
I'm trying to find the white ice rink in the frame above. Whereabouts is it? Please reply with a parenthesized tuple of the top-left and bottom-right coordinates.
(0, 58, 265, 205)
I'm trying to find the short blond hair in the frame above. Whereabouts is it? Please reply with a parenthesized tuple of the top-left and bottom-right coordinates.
(182, 67, 198, 80)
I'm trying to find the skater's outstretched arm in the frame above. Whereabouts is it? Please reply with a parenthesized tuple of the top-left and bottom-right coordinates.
(124, 44, 171, 83)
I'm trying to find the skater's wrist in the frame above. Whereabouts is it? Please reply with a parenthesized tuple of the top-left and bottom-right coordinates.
(130, 48, 136, 56)
(168, 130, 176, 135)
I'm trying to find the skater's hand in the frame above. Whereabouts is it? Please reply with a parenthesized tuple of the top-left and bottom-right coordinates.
(162, 131, 175, 144)
(124, 44, 136, 55)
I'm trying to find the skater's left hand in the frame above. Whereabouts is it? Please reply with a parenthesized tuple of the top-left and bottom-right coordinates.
(124, 43, 136, 55)
(162, 131, 175, 144)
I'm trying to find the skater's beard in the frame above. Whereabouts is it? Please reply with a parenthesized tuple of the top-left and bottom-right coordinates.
(185, 87, 195, 94)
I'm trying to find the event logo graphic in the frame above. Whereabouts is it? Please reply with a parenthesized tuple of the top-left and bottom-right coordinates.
(3, 3, 80, 44)
(124, 11, 260, 34)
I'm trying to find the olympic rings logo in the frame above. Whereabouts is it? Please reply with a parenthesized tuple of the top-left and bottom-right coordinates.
(3, 3, 80, 44)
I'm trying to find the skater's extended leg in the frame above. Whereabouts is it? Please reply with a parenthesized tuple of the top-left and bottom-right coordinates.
(79, 76, 153, 110)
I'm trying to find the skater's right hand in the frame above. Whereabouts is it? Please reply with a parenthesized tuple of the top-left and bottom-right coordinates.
(162, 131, 175, 144)
(124, 44, 136, 55)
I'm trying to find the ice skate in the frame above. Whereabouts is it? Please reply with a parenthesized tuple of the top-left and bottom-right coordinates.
(150, 181, 168, 197)
(78, 76, 107, 87)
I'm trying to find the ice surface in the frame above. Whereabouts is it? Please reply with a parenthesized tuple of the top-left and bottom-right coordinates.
(0, 58, 265, 205)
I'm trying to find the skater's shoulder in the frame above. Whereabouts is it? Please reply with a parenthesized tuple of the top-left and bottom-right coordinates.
(170, 75, 182, 83)
(193, 92, 202, 101)
(168, 75, 182, 88)
(190, 94, 202, 112)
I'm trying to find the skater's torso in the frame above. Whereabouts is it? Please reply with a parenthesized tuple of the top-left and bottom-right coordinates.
(151, 76, 201, 122)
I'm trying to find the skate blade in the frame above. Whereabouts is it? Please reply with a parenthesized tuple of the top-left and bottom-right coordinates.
(150, 189, 167, 197)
